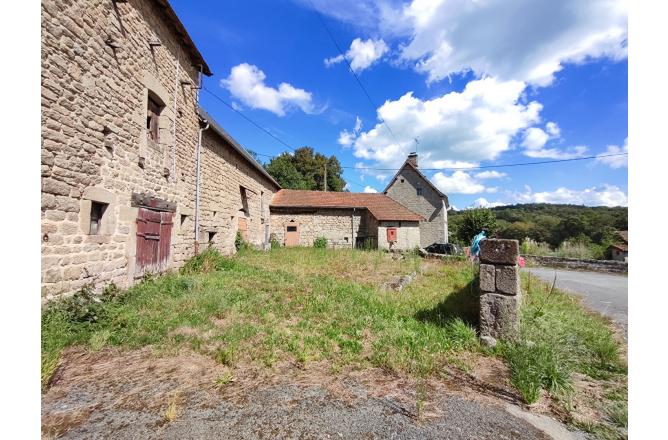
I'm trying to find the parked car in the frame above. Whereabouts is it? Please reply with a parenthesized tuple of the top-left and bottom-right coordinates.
(425, 243, 462, 255)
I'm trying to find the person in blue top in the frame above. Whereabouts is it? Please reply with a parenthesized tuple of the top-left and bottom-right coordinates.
(470, 229, 487, 260)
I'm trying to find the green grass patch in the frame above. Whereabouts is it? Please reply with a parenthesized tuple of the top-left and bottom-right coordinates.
(41, 245, 626, 437)
(41, 248, 479, 389)
(499, 271, 625, 406)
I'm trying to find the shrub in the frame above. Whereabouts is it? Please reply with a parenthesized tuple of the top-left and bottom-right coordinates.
(456, 208, 497, 244)
(313, 236, 327, 248)
(43, 284, 107, 324)
(180, 248, 235, 275)
(235, 231, 251, 251)
(269, 233, 281, 249)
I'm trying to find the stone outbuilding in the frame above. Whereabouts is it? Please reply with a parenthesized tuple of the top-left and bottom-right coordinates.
(609, 230, 628, 262)
(41, 0, 279, 298)
(383, 153, 450, 248)
(270, 190, 424, 251)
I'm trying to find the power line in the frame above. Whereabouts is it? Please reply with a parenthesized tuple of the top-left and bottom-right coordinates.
(307, 0, 400, 146)
(341, 153, 628, 171)
(202, 86, 296, 151)
(202, 82, 627, 174)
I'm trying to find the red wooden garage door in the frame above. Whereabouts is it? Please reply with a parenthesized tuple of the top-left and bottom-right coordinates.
(136, 208, 173, 276)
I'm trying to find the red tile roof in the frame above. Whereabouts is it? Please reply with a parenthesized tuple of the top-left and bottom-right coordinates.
(271, 189, 424, 221)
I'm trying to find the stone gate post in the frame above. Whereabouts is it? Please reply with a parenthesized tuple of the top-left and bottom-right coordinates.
(478, 239, 521, 342)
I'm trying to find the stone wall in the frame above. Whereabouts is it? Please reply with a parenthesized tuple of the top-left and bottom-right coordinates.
(478, 240, 522, 342)
(199, 129, 277, 254)
(377, 221, 421, 251)
(384, 165, 448, 247)
(523, 255, 628, 274)
(40, 0, 277, 299)
(270, 208, 371, 248)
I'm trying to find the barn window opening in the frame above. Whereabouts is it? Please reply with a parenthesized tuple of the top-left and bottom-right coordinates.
(180, 214, 187, 226)
(400, 178, 405, 183)
(89, 201, 108, 235)
(240, 186, 249, 216)
(147, 95, 163, 143)
(287, 226, 297, 232)
(416, 187, 423, 196)
(208, 231, 216, 243)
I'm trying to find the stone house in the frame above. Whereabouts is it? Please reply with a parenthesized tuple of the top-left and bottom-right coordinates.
(383, 153, 450, 248)
(609, 230, 628, 262)
(41, 0, 278, 299)
(270, 190, 423, 251)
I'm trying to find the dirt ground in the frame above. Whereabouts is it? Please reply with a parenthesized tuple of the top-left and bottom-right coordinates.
(42, 347, 582, 439)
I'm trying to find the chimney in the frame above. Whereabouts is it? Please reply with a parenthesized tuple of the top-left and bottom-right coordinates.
(407, 152, 418, 168)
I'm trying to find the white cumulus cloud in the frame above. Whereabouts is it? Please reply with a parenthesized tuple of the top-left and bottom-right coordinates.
(432, 171, 487, 194)
(596, 138, 628, 168)
(397, 0, 627, 86)
(363, 186, 379, 193)
(481, 184, 628, 207)
(325, 38, 389, 72)
(221, 63, 314, 116)
(348, 77, 542, 171)
(470, 198, 506, 209)
(475, 171, 507, 180)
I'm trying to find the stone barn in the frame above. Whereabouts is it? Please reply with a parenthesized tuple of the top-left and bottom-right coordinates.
(384, 153, 450, 248)
(270, 190, 423, 251)
(41, 0, 279, 298)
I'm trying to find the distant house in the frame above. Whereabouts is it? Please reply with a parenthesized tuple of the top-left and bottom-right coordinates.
(383, 153, 450, 247)
(269, 190, 424, 251)
(609, 231, 628, 262)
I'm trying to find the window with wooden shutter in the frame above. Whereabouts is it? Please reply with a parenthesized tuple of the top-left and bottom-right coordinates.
(147, 96, 162, 143)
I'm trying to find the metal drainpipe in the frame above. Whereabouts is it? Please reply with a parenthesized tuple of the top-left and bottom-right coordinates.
(194, 121, 210, 254)
(171, 55, 180, 183)
(351, 208, 356, 249)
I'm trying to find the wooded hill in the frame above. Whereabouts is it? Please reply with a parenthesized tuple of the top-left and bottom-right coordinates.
(448, 204, 628, 250)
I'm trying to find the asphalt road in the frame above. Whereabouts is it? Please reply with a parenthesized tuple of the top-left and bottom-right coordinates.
(524, 267, 628, 336)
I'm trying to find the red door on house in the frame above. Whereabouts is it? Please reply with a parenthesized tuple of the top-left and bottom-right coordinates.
(136, 208, 173, 276)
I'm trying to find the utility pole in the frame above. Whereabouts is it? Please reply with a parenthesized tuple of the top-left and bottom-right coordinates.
(324, 164, 327, 191)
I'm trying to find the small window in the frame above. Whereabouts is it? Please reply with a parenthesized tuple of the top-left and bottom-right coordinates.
(287, 226, 297, 232)
(147, 96, 162, 143)
(400, 178, 405, 183)
(208, 231, 216, 243)
(240, 186, 249, 216)
(180, 215, 187, 226)
(89, 202, 108, 235)
(416, 187, 423, 196)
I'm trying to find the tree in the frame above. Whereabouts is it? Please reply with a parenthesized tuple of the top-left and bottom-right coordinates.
(264, 147, 346, 191)
(456, 208, 498, 245)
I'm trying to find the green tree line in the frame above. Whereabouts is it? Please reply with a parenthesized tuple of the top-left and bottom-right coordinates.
(449, 204, 627, 259)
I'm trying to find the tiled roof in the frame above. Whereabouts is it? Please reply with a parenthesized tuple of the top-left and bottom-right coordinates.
(610, 243, 628, 252)
(270, 189, 424, 221)
(617, 230, 628, 243)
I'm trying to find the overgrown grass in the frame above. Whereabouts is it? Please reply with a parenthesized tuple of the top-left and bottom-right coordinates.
(41, 247, 626, 436)
(42, 248, 478, 388)
(499, 271, 624, 405)
(499, 271, 625, 406)
(521, 238, 599, 260)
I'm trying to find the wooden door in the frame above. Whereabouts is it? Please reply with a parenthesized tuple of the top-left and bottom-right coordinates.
(238, 217, 249, 241)
(285, 224, 299, 247)
(136, 208, 172, 276)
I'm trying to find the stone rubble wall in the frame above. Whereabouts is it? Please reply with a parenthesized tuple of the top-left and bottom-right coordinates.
(199, 129, 277, 255)
(478, 239, 522, 341)
(384, 166, 448, 247)
(270, 208, 371, 248)
(41, 0, 277, 299)
(523, 255, 628, 274)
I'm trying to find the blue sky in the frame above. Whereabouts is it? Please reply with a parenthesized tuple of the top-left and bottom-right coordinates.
(171, 0, 628, 209)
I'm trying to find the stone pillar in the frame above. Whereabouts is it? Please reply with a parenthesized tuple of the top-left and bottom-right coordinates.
(478, 239, 521, 342)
